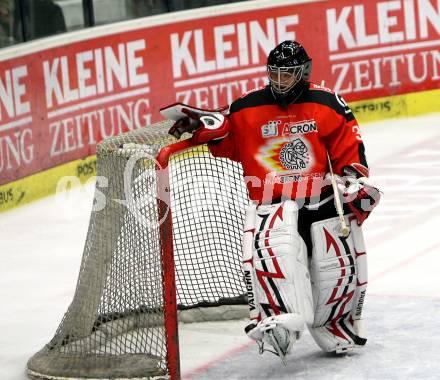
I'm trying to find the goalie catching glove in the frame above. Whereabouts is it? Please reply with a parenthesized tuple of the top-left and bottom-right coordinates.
(160, 103, 230, 144)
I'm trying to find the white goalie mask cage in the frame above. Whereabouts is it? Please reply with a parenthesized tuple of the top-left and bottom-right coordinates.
(267, 64, 306, 96)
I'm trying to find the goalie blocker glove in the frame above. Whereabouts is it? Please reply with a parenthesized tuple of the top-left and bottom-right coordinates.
(168, 107, 230, 144)
(342, 163, 381, 225)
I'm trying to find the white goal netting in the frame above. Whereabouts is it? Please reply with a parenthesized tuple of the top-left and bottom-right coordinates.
(27, 120, 249, 380)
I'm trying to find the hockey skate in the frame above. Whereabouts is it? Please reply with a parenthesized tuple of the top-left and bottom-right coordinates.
(259, 325, 298, 365)
(247, 313, 306, 365)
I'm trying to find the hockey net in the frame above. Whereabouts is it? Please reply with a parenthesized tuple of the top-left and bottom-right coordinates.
(27, 120, 249, 380)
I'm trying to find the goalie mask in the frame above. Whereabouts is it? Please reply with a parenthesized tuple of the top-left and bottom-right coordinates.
(267, 40, 312, 99)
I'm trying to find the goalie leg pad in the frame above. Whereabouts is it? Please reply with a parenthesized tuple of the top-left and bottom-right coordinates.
(308, 215, 368, 353)
(243, 200, 314, 353)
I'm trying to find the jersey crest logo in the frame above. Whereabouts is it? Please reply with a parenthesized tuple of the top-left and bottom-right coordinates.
(279, 139, 309, 170)
(258, 138, 311, 173)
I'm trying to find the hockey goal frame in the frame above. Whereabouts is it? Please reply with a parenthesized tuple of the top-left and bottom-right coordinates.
(26, 121, 249, 380)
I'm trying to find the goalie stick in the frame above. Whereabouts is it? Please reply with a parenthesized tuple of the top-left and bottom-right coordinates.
(327, 152, 350, 237)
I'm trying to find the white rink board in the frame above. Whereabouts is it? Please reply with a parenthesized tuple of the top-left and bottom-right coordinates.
(1, 113, 440, 380)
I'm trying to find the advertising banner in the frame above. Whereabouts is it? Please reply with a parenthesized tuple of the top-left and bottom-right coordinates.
(1, 0, 439, 190)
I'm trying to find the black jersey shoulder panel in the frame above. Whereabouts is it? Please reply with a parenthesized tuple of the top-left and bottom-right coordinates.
(229, 86, 277, 114)
(298, 87, 355, 122)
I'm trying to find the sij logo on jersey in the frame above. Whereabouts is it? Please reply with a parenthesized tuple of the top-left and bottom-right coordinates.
(261, 120, 279, 138)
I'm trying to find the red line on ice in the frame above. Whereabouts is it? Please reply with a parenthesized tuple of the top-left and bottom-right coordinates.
(182, 340, 255, 379)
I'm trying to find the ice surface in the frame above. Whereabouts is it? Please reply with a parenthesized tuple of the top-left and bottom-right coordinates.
(184, 295, 440, 380)
(1, 113, 440, 380)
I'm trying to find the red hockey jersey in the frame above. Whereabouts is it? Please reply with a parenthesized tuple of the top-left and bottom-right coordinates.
(208, 83, 367, 203)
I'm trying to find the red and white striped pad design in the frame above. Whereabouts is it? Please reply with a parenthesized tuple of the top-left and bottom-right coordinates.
(242, 200, 314, 332)
(309, 215, 368, 353)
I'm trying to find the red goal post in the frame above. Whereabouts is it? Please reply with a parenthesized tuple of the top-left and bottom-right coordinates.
(156, 137, 202, 380)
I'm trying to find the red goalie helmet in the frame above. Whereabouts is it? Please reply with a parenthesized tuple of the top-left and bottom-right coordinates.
(267, 40, 312, 99)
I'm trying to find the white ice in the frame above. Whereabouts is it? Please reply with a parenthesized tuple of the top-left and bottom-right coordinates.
(1, 113, 440, 380)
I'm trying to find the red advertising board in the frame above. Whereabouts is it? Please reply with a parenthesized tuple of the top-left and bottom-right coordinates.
(1, 0, 440, 185)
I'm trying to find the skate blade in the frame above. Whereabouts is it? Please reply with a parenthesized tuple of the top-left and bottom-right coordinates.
(267, 330, 288, 366)
(335, 345, 354, 354)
